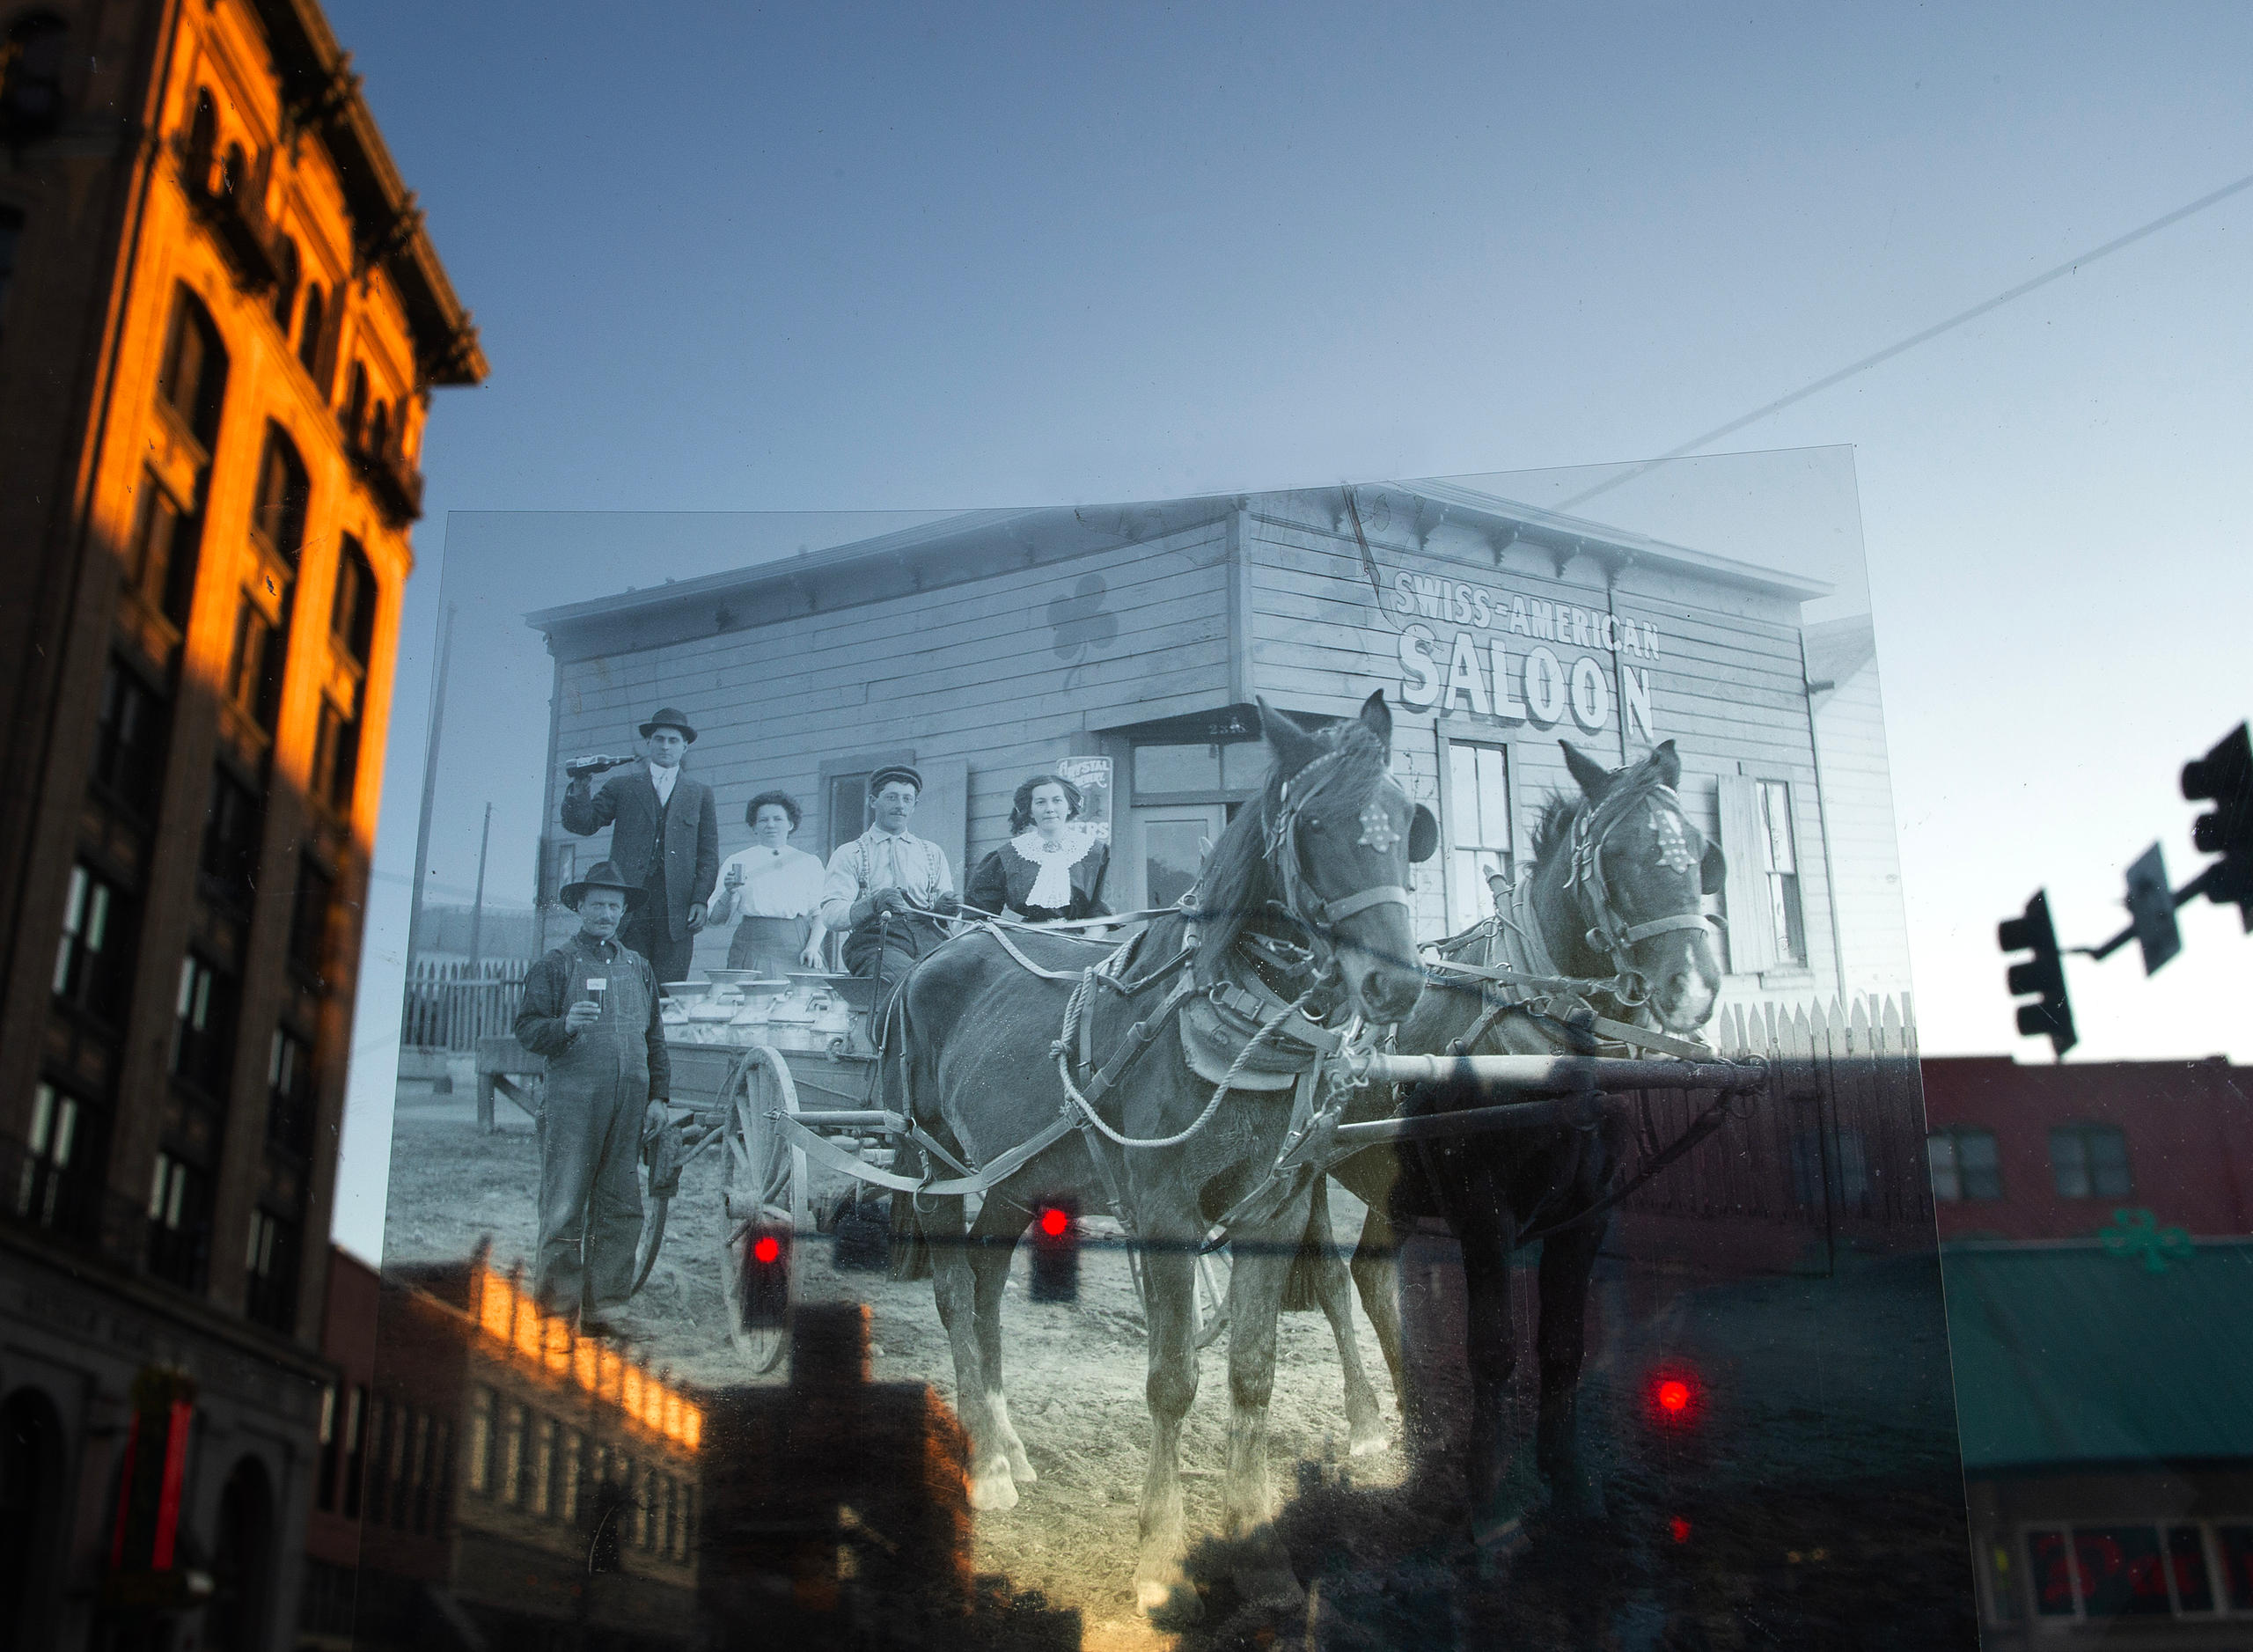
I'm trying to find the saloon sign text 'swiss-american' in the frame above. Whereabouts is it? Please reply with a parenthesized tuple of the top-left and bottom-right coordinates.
(1387, 571, 1661, 741)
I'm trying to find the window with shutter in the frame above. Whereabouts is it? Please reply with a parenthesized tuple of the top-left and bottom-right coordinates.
(1715, 775, 1776, 974)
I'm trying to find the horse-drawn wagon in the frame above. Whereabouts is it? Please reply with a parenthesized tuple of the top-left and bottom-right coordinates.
(491, 692, 1772, 1621)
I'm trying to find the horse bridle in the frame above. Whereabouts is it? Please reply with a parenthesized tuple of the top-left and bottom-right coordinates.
(1265, 750, 1416, 942)
(1565, 777, 1721, 1008)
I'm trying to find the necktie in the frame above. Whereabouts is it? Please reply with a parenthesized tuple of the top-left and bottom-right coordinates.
(884, 837, 903, 897)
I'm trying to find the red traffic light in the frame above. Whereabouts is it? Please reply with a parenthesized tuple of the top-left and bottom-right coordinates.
(1645, 1364, 1703, 1428)
(1030, 1200, 1079, 1303)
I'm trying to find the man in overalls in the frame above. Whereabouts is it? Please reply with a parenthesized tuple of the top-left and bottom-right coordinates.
(514, 860, 671, 1333)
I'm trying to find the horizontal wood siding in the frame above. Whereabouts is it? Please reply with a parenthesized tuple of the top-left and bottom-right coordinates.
(544, 525, 1230, 976)
(1812, 661, 1914, 995)
(1240, 496, 1841, 991)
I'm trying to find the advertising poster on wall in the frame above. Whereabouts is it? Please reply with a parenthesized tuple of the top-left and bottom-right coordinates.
(377, 460, 1971, 1647)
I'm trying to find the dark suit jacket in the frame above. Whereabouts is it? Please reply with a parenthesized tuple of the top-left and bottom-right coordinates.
(560, 766, 720, 942)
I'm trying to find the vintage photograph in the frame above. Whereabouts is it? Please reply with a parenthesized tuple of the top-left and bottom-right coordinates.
(378, 473, 1969, 1645)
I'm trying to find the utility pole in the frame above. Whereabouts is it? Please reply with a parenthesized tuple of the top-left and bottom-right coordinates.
(468, 801, 493, 972)
(403, 602, 458, 972)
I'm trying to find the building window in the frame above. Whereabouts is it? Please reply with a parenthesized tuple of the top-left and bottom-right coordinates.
(1130, 740, 1267, 801)
(311, 697, 362, 815)
(332, 535, 378, 666)
(171, 951, 237, 1096)
(363, 1399, 391, 1526)
(52, 863, 137, 1026)
(201, 767, 263, 913)
(407, 1411, 432, 1532)
(1718, 774, 1809, 973)
(1441, 738, 1512, 935)
(2025, 1522, 2234, 1620)
(1754, 780, 1807, 966)
(1928, 1127, 2002, 1202)
(530, 1418, 555, 1517)
(315, 1384, 340, 1510)
(1, 14, 70, 143)
(224, 597, 289, 732)
(341, 1384, 366, 1516)
(270, 235, 298, 333)
(157, 284, 227, 451)
(267, 1027, 314, 1156)
(183, 90, 217, 196)
(466, 1387, 495, 1496)
(15, 1081, 92, 1236)
(145, 1149, 210, 1289)
(297, 283, 325, 379)
(251, 424, 309, 566)
(289, 855, 334, 982)
(245, 1207, 297, 1333)
(127, 473, 203, 629)
(343, 362, 368, 446)
(561, 1429, 583, 1523)
(503, 1405, 528, 1506)
(92, 657, 170, 821)
(2051, 1124, 2132, 1200)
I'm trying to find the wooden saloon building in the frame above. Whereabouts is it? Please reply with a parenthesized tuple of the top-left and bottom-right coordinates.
(526, 484, 1909, 1005)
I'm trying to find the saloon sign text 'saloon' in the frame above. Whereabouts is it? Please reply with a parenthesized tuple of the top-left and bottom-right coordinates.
(1387, 571, 1662, 742)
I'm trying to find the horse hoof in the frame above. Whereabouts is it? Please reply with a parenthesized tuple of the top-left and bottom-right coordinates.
(1006, 1447, 1038, 1484)
(1136, 1576, 1202, 1623)
(1347, 1424, 1391, 1457)
(1232, 1564, 1306, 1612)
(968, 1468, 1018, 1512)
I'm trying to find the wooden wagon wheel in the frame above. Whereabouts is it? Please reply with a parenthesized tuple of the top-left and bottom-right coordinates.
(717, 1046, 808, 1374)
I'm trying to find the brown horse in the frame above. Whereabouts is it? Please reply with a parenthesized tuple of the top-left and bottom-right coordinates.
(1332, 738, 1727, 1550)
(884, 692, 1434, 1618)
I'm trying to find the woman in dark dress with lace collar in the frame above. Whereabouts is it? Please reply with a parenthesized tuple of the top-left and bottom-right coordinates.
(965, 774, 1111, 923)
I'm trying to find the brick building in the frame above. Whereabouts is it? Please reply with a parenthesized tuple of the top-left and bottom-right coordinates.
(1921, 1056, 2253, 1242)
(0, 0, 480, 1644)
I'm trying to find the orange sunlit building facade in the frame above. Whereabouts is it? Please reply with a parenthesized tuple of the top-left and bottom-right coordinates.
(0, 0, 480, 1644)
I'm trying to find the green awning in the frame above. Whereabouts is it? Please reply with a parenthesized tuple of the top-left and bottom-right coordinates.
(1943, 1240, 2253, 1472)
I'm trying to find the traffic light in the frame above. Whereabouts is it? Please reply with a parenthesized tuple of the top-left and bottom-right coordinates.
(2183, 723, 2253, 927)
(742, 1224, 791, 1328)
(2123, 843, 2183, 975)
(1030, 1201, 1079, 1303)
(2000, 891, 2078, 1058)
(1642, 1362, 1703, 1431)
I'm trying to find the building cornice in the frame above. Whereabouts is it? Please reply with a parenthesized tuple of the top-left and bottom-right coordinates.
(257, 0, 488, 386)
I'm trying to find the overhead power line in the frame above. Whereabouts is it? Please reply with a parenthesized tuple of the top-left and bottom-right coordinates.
(1556, 167, 2253, 516)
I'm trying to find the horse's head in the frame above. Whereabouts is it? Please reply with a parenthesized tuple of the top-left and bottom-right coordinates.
(1251, 691, 1436, 1023)
(1558, 739, 1725, 1034)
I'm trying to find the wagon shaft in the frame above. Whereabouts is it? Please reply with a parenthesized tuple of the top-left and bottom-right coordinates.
(1353, 1052, 1764, 1093)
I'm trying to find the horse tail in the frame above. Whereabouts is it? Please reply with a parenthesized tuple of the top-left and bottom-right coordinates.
(882, 978, 935, 1282)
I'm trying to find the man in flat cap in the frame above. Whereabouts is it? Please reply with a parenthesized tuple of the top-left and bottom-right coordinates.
(818, 764, 960, 987)
(514, 860, 671, 1333)
(560, 707, 720, 988)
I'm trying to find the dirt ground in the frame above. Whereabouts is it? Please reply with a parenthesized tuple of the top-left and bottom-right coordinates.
(384, 1088, 1977, 1648)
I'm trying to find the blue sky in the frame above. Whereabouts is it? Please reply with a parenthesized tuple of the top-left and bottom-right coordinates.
(329, 3, 2253, 1259)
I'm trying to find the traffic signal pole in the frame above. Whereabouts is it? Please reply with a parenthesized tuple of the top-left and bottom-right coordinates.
(1994, 722, 2252, 1054)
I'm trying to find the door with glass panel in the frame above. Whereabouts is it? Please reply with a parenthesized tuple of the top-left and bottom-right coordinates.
(1126, 805, 1228, 917)
(1442, 738, 1514, 935)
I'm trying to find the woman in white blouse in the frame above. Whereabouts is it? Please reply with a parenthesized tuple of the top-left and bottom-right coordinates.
(709, 791, 828, 974)
(965, 774, 1111, 924)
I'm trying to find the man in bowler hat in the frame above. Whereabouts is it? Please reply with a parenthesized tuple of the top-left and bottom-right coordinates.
(560, 707, 720, 988)
(513, 860, 671, 1333)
